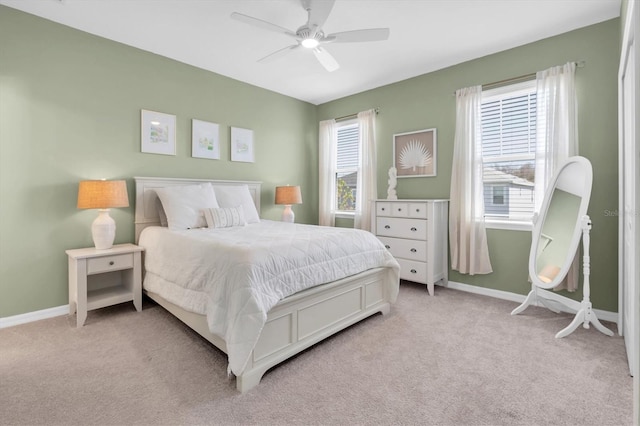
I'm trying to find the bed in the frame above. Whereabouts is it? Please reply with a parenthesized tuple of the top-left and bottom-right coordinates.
(134, 176, 400, 392)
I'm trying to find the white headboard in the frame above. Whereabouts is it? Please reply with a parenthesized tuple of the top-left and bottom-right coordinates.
(134, 176, 262, 242)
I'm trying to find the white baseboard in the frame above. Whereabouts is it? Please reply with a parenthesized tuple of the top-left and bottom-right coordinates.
(1, 282, 619, 330)
(0, 305, 69, 329)
(445, 280, 619, 325)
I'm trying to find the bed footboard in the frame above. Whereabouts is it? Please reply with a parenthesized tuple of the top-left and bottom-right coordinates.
(238, 267, 394, 393)
(145, 267, 396, 393)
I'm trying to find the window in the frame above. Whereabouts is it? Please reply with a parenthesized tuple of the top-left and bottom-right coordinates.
(481, 80, 537, 226)
(335, 120, 359, 214)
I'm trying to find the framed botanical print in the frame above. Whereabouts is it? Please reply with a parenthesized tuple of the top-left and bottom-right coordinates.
(141, 109, 176, 156)
(393, 128, 437, 177)
(230, 127, 254, 163)
(191, 119, 220, 160)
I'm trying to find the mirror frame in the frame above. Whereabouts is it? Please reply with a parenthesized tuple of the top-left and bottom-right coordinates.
(529, 156, 593, 290)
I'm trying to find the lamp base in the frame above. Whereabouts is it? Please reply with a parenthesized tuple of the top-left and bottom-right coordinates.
(92, 209, 116, 250)
(281, 205, 295, 223)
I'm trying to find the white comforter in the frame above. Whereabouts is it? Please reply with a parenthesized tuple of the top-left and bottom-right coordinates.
(139, 220, 400, 375)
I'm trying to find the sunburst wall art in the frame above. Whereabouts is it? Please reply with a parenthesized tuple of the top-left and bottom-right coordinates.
(393, 128, 437, 177)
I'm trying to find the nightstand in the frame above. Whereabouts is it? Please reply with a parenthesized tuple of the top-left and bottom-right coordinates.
(66, 243, 144, 327)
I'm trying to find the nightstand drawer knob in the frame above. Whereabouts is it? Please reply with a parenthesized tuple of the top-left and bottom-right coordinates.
(411, 227, 417, 231)
(410, 248, 417, 253)
(410, 269, 417, 274)
(385, 225, 391, 229)
(385, 245, 391, 249)
(381, 207, 385, 211)
(397, 208, 402, 211)
(109, 261, 115, 266)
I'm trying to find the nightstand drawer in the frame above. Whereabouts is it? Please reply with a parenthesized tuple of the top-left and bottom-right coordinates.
(87, 253, 134, 275)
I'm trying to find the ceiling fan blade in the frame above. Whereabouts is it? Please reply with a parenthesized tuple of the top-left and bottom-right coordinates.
(258, 45, 300, 63)
(301, 0, 336, 30)
(327, 28, 390, 43)
(313, 47, 339, 72)
(230, 12, 296, 38)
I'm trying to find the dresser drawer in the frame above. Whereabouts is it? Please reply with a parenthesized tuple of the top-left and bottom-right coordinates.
(389, 203, 409, 217)
(376, 217, 427, 240)
(378, 236, 427, 262)
(407, 203, 429, 219)
(397, 258, 428, 284)
(376, 202, 392, 216)
(87, 253, 134, 275)
(377, 202, 410, 217)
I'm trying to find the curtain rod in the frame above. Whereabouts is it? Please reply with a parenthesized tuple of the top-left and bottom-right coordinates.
(335, 107, 379, 122)
(454, 61, 585, 95)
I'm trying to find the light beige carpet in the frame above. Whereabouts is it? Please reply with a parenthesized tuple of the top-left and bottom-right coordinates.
(0, 282, 633, 425)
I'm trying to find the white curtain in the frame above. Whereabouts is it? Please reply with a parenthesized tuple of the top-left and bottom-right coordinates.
(534, 62, 579, 211)
(318, 119, 337, 227)
(355, 109, 378, 231)
(535, 62, 579, 291)
(449, 86, 493, 275)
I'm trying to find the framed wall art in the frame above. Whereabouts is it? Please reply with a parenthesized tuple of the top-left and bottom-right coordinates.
(141, 109, 176, 156)
(393, 128, 437, 177)
(191, 119, 220, 160)
(230, 126, 254, 163)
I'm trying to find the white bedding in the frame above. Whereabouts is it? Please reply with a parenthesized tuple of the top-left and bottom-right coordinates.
(139, 220, 400, 375)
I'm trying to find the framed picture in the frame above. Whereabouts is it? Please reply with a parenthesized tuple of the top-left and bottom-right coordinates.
(393, 128, 437, 177)
(191, 119, 220, 160)
(230, 127, 254, 163)
(141, 109, 176, 156)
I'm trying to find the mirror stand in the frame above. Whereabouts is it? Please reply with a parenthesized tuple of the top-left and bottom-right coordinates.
(512, 215, 614, 338)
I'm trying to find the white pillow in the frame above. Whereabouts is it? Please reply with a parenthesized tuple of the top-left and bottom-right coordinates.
(213, 185, 260, 224)
(156, 197, 168, 227)
(155, 183, 219, 230)
(204, 206, 246, 228)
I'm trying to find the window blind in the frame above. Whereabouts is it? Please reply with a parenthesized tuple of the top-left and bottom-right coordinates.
(481, 83, 537, 222)
(336, 122, 359, 211)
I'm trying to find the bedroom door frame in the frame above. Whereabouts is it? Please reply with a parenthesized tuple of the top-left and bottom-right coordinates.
(618, 0, 639, 423)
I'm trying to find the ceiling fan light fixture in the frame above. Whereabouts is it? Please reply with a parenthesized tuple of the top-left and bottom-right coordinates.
(301, 38, 320, 49)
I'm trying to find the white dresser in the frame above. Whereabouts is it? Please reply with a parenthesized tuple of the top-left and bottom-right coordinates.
(371, 199, 449, 295)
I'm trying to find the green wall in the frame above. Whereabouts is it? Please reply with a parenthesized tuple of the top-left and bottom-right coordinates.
(0, 5, 621, 318)
(0, 6, 317, 317)
(317, 19, 620, 312)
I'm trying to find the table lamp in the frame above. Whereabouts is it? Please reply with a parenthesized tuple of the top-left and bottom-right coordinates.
(77, 180, 129, 249)
(275, 185, 302, 223)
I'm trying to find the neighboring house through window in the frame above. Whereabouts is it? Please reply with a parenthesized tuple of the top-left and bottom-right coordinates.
(335, 119, 359, 215)
(481, 80, 537, 228)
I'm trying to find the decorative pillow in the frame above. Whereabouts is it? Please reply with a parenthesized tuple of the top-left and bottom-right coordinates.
(204, 206, 246, 229)
(213, 185, 260, 224)
(156, 197, 168, 227)
(155, 183, 219, 230)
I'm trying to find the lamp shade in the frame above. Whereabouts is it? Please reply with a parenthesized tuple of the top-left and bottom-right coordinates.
(77, 180, 129, 209)
(275, 186, 302, 205)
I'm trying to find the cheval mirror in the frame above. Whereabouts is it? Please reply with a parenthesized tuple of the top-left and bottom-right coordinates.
(511, 156, 614, 338)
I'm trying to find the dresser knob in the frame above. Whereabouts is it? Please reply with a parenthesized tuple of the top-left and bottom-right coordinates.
(385, 245, 390, 249)
(410, 248, 417, 253)
(411, 227, 417, 231)
(109, 261, 115, 266)
(385, 225, 391, 229)
(381, 208, 385, 211)
(410, 269, 417, 274)
(397, 208, 402, 211)
(416, 209, 420, 212)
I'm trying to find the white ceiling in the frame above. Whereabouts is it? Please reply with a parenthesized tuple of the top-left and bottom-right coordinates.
(1, 0, 621, 105)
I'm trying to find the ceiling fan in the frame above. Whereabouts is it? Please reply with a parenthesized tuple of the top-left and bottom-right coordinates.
(230, 0, 390, 72)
